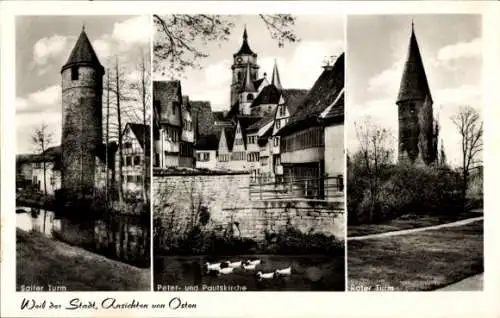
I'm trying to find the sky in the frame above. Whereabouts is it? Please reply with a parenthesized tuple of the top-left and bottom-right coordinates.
(347, 14, 482, 168)
(153, 14, 345, 112)
(15, 15, 151, 154)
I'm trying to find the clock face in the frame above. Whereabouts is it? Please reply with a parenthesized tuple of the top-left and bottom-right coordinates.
(236, 57, 243, 63)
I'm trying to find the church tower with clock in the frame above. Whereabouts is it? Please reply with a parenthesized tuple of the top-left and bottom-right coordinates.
(230, 27, 260, 109)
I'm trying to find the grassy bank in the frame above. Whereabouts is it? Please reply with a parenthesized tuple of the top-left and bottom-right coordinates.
(348, 220, 483, 291)
(348, 209, 482, 237)
(17, 229, 150, 291)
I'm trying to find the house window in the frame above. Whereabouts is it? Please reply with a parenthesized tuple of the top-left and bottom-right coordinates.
(247, 94, 254, 101)
(203, 152, 209, 161)
(154, 153, 159, 167)
(71, 67, 78, 80)
(274, 136, 280, 147)
(125, 156, 132, 166)
(279, 106, 286, 117)
(134, 156, 141, 166)
(124, 142, 132, 149)
(137, 175, 143, 183)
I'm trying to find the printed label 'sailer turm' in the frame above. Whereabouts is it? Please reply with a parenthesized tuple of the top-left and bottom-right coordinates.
(60, 27, 105, 195)
(396, 22, 438, 165)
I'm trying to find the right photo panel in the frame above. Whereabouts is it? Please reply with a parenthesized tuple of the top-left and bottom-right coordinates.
(347, 15, 483, 291)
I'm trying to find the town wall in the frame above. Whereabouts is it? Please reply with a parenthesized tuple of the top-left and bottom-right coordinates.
(153, 172, 345, 246)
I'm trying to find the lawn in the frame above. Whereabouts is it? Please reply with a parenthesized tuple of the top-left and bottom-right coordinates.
(348, 210, 482, 237)
(17, 229, 150, 291)
(347, 220, 483, 291)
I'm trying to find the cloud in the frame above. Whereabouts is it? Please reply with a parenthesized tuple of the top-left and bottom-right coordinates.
(437, 38, 482, 62)
(16, 111, 61, 154)
(16, 85, 60, 114)
(33, 35, 73, 66)
(179, 40, 344, 111)
(111, 15, 151, 46)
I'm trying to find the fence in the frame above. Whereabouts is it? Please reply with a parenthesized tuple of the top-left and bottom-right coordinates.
(248, 175, 344, 202)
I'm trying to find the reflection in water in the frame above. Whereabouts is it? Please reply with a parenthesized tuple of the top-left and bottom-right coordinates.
(154, 255, 344, 291)
(16, 206, 150, 268)
(16, 207, 60, 238)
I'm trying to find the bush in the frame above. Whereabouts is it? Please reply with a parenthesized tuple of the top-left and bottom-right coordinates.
(348, 160, 463, 224)
(265, 228, 344, 255)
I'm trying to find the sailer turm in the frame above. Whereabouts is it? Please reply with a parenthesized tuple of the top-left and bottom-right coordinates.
(60, 28, 105, 195)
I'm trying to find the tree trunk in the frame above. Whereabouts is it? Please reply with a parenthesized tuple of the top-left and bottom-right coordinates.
(140, 53, 148, 204)
(115, 58, 124, 205)
(42, 142, 47, 234)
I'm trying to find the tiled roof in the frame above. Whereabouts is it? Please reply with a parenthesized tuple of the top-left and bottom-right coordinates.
(213, 111, 227, 122)
(195, 134, 219, 150)
(323, 90, 344, 120)
(281, 89, 309, 115)
(222, 127, 236, 152)
(278, 53, 344, 136)
(253, 78, 265, 89)
(61, 29, 104, 74)
(258, 125, 273, 147)
(153, 80, 181, 102)
(190, 101, 215, 137)
(397, 26, 433, 104)
(247, 114, 274, 132)
(251, 84, 281, 107)
(127, 123, 151, 153)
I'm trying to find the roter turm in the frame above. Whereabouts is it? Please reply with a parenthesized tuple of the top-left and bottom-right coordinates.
(396, 22, 438, 166)
(60, 27, 105, 196)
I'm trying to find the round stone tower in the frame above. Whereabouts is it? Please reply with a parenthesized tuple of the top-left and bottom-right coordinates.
(60, 27, 105, 195)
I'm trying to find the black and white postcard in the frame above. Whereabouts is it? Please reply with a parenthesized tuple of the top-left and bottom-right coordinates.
(14, 15, 152, 292)
(346, 14, 484, 292)
(152, 14, 346, 292)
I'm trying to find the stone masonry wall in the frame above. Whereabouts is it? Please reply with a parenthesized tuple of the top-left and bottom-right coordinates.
(153, 172, 345, 246)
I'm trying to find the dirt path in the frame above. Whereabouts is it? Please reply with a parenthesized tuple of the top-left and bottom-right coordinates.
(437, 273, 483, 291)
(348, 216, 484, 241)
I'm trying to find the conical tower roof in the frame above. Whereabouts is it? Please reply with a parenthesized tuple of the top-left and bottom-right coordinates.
(242, 63, 256, 92)
(397, 23, 432, 104)
(271, 59, 283, 90)
(234, 26, 257, 57)
(61, 27, 104, 74)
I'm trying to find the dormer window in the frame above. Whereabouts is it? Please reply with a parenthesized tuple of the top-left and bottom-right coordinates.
(71, 67, 79, 81)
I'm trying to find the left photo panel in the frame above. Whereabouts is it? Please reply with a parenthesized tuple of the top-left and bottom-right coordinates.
(15, 15, 152, 291)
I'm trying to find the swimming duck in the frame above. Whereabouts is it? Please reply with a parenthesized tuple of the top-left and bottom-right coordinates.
(218, 267, 234, 275)
(256, 271, 275, 279)
(242, 263, 257, 270)
(224, 261, 242, 268)
(247, 259, 261, 266)
(204, 262, 221, 271)
(275, 267, 292, 276)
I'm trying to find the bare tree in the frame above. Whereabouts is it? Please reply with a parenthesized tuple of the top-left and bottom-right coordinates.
(354, 119, 394, 222)
(451, 105, 483, 208)
(153, 14, 299, 76)
(31, 123, 53, 233)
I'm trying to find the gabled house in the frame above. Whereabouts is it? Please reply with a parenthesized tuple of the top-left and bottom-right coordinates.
(179, 96, 194, 168)
(153, 80, 184, 168)
(118, 123, 150, 195)
(216, 127, 235, 170)
(277, 53, 344, 200)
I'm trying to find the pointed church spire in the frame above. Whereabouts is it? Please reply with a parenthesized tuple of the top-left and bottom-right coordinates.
(234, 26, 256, 56)
(271, 59, 283, 90)
(396, 21, 432, 104)
(242, 63, 256, 92)
(61, 28, 104, 74)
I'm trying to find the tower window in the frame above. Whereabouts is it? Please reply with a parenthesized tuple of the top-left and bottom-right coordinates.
(247, 94, 254, 101)
(237, 71, 242, 82)
(71, 67, 79, 81)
